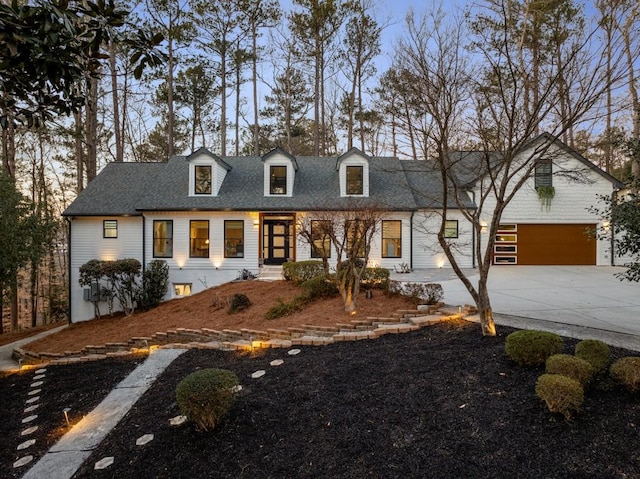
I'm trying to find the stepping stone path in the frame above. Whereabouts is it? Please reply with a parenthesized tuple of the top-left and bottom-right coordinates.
(136, 434, 154, 446)
(94, 456, 114, 470)
(270, 359, 284, 366)
(288, 349, 301, 356)
(169, 415, 187, 426)
(14, 368, 46, 470)
(251, 370, 266, 379)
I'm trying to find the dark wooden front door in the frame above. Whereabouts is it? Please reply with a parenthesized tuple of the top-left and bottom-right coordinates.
(263, 219, 292, 265)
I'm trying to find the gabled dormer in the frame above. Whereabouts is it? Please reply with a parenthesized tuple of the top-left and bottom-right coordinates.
(263, 147, 298, 197)
(187, 148, 232, 197)
(337, 147, 370, 197)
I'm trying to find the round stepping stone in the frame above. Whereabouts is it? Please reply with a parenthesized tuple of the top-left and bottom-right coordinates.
(30, 381, 43, 388)
(21, 426, 38, 436)
(287, 349, 301, 356)
(22, 415, 37, 424)
(136, 434, 154, 446)
(26, 396, 39, 404)
(270, 359, 284, 367)
(17, 439, 36, 450)
(35, 368, 47, 374)
(13, 456, 33, 468)
(28, 389, 41, 396)
(24, 405, 39, 413)
(94, 457, 114, 470)
(33, 374, 45, 380)
(169, 415, 187, 426)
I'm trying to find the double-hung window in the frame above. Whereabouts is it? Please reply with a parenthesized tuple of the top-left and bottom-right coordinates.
(190, 220, 209, 258)
(153, 220, 173, 258)
(444, 220, 459, 239)
(224, 220, 244, 258)
(194, 165, 212, 194)
(103, 220, 118, 238)
(535, 159, 552, 188)
(381, 220, 401, 258)
(311, 220, 331, 258)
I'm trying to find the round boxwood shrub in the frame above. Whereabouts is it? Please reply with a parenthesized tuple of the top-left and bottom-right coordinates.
(610, 356, 640, 393)
(175, 368, 240, 431)
(535, 373, 584, 419)
(300, 276, 339, 300)
(575, 339, 610, 374)
(505, 330, 564, 367)
(545, 354, 593, 386)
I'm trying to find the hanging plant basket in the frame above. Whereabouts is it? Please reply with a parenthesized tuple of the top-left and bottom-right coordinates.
(537, 185, 555, 211)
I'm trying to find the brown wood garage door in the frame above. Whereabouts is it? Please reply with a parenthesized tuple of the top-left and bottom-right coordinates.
(494, 224, 596, 265)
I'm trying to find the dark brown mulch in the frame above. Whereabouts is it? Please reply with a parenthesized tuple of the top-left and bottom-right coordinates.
(59, 320, 640, 479)
(0, 356, 144, 478)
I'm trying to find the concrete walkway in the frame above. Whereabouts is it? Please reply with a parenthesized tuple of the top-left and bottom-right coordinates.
(0, 325, 67, 371)
(21, 348, 186, 479)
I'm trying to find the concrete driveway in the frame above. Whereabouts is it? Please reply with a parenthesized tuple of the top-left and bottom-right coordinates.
(435, 266, 640, 337)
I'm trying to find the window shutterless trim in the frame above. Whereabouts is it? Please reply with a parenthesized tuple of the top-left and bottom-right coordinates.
(103, 220, 118, 238)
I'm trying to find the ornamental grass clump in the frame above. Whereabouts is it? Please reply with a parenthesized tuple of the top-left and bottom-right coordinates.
(545, 354, 593, 386)
(535, 373, 584, 419)
(575, 339, 610, 374)
(175, 368, 240, 432)
(610, 356, 640, 393)
(505, 330, 564, 367)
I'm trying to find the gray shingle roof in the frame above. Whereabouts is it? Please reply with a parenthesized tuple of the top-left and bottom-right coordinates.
(64, 153, 457, 216)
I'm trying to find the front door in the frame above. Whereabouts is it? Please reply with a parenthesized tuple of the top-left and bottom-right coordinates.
(262, 219, 293, 265)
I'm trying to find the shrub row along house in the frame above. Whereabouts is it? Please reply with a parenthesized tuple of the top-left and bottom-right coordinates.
(63, 133, 624, 322)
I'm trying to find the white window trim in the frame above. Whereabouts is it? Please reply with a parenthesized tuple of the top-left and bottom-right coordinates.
(339, 158, 369, 197)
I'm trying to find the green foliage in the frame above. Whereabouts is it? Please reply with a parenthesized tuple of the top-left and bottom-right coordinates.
(282, 261, 325, 284)
(360, 267, 390, 290)
(505, 330, 564, 367)
(610, 356, 640, 393)
(535, 373, 584, 419)
(175, 368, 239, 432)
(300, 276, 339, 300)
(138, 260, 169, 310)
(387, 281, 444, 305)
(545, 354, 593, 386)
(0, 0, 164, 127)
(536, 185, 555, 211)
(264, 297, 305, 320)
(574, 339, 610, 374)
(228, 293, 251, 314)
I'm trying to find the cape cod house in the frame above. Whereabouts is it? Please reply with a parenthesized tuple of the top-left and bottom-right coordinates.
(62, 134, 624, 322)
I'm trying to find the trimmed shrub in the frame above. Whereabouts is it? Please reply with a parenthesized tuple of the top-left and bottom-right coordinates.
(535, 373, 584, 418)
(505, 330, 564, 367)
(300, 276, 339, 300)
(228, 293, 251, 314)
(175, 368, 239, 431)
(545, 354, 593, 386)
(138, 260, 169, 310)
(265, 297, 305, 320)
(575, 339, 610, 374)
(283, 261, 324, 284)
(361, 267, 390, 290)
(610, 356, 640, 392)
(387, 281, 444, 305)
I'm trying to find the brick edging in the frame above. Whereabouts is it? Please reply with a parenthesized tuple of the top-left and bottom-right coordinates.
(14, 305, 474, 367)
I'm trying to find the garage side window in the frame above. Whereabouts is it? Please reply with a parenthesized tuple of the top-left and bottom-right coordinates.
(535, 159, 552, 188)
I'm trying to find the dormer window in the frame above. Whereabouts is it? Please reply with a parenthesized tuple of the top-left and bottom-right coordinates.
(346, 166, 363, 195)
(270, 166, 287, 195)
(194, 165, 212, 194)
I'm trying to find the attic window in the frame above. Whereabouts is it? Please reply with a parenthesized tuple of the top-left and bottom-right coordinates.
(346, 166, 363, 195)
(270, 166, 287, 195)
(194, 165, 212, 194)
(535, 159, 552, 188)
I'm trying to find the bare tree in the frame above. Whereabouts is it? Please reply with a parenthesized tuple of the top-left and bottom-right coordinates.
(396, 2, 626, 335)
(297, 205, 384, 314)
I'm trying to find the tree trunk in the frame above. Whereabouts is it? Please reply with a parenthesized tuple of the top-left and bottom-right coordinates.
(85, 76, 98, 183)
(167, 34, 176, 159)
(74, 110, 84, 193)
(220, 40, 228, 156)
(477, 279, 496, 336)
(109, 39, 123, 162)
(10, 280, 18, 332)
(252, 23, 259, 155)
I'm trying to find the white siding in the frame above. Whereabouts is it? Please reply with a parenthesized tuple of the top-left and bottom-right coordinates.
(69, 216, 143, 323)
(412, 210, 474, 268)
(476, 143, 617, 266)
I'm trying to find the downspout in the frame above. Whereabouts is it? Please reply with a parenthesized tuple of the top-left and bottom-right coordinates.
(409, 211, 414, 270)
(610, 190, 616, 266)
(469, 188, 477, 269)
(141, 214, 146, 271)
(66, 217, 72, 324)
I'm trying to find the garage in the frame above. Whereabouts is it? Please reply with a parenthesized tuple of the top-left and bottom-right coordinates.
(493, 224, 597, 265)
